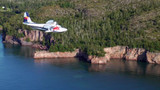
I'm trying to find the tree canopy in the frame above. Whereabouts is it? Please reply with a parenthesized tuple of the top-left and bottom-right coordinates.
(1, 0, 160, 56)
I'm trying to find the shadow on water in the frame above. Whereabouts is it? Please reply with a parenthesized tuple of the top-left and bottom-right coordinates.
(0, 35, 4, 57)
(34, 58, 91, 71)
(3, 43, 35, 57)
(1, 35, 160, 77)
(35, 58, 160, 77)
(89, 60, 160, 77)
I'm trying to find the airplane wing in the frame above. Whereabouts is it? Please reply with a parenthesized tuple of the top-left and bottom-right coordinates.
(46, 20, 54, 24)
(43, 24, 53, 32)
(44, 24, 52, 29)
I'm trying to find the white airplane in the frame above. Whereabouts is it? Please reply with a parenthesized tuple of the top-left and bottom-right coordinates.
(23, 12, 67, 33)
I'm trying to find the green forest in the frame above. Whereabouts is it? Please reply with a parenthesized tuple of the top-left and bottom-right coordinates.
(0, 0, 160, 56)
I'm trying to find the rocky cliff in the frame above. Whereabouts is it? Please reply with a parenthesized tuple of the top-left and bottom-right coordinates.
(34, 46, 160, 65)
(125, 48, 146, 61)
(3, 29, 48, 49)
(104, 46, 147, 61)
(18, 29, 44, 42)
(146, 52, 160, 64)
(34, 49, 79, 58)
(2, 30, 160, 65)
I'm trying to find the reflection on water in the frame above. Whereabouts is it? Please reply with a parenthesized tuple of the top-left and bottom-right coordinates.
(0, 35, 4, 57)
(34, 58, 90, 71)
(35, 58, 79, 65)
(4, 43, 35, 57)
(1, 35, 160, 89)
(1, 34, 160, 77)
(35, 58, 160, 76)
(89, 60, 160, 76)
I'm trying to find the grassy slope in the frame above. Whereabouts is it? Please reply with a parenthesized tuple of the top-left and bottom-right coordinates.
(1, 0, 160, 56)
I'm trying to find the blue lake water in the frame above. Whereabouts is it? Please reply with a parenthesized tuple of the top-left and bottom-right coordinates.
(0, 34, 160, 90)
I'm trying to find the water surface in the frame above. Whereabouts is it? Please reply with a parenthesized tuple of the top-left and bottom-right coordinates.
(0, 35, 160, 90)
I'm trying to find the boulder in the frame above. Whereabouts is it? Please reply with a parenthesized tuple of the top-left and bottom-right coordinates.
(90, 56, 109, 64)
(104, 46, 127, 59)
(3, 35, 19, 44)
(125, 48, 146, 61)
(32, 44, 47, 50)
(146, 52, 160, 64)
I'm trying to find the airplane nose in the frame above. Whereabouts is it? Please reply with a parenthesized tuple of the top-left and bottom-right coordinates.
(63, 28, 67, 31)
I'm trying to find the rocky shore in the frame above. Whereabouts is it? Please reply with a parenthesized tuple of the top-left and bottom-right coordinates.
(2, 29, 160, 65)
(34, 46, 160, 65)
(2, 29, 48, 50)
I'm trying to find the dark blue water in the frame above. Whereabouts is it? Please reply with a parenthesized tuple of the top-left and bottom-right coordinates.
(1, 35, 160, 90)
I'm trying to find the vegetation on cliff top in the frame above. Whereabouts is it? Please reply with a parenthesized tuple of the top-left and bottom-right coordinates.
(0, 0, 160, 56)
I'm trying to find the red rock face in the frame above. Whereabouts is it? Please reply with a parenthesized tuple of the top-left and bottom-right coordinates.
(90, 57, 109, 64)
(34, 49, 110, 64)
(33, 46, 159, 64)
(104, 46, 147, 61)
(32, 44, 47, 50)
(146, 52, 160, 64)
(3, 30, 160, 65)
(18, 29, 44, 42)
(104, 46, 127, 59)
(125, 48, 146, 61)
(3, 35, 19, 44)
(34, 49, 79, 59)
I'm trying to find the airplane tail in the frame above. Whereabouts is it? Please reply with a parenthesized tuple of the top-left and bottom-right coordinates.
(23, 12, 33, 23)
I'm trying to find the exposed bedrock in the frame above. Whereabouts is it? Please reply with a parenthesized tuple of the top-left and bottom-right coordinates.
(3, 35, 20, 45)
(104, 46, 127, 59)
(104, 46, 147, 61)
(146, 52, 160, 64)
(18, 29, 44, 42)
(125, 48, 146, 61)
(2, 30, 160, 64)
(34, 49, 79, 59)
(34, 49, 110, 64)
(3, 29, 48, 49)
(34, 46, 160, 64)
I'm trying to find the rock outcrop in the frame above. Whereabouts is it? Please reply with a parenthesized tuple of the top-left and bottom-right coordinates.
(125, 48, 146, 61)
(18, 29, 44, 42)
(3, 35, 19, 44)
(104, 46, 127, 59)
(104, 46, 147, 61)
(3, 30, 48, 50)
(3, 29, 45, 44)
(34, 49, 110, 64)
(89, 56, 109, 64)
(32, 44, 47, 50)
(33, 46, 160, 64)
(2, 30, 160, 65)
(146, 52, 160, 64)
(34, 49, 79, 59)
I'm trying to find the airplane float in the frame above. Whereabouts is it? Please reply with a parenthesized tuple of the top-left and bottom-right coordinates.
(23, 12, 67, 33)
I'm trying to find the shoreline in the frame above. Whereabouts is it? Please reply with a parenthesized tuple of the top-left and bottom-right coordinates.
(34, 46, 160, 65)
(2, 31, 160, 65)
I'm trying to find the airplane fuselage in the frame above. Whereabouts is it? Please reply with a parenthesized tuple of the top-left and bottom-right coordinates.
(23, 12, 67, 33)
(24, 23, 46, 30)
(23, 23, 67, 33)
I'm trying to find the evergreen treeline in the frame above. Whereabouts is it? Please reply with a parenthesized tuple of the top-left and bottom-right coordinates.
(1, 0, 160, 56)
